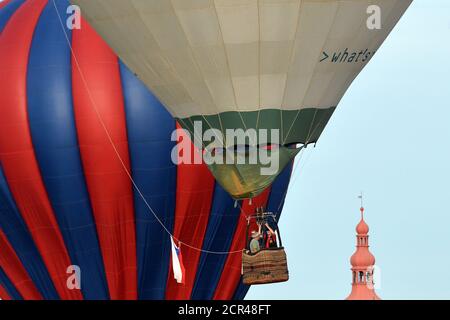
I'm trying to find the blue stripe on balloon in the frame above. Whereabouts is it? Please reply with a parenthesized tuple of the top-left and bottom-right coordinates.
(266, 162, 294, 219)
(26, 0, 109, 299)
(0, 267, 22, 300)
(0, 0, 25, 33)
(191, 185, 242, 300)
(232, 162, 294, 300)
(119, 61, 177, 299)
(0, 165, 59, 300)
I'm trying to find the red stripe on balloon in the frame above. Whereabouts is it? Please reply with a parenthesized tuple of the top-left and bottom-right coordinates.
(0, 284, 11, 300)
(0, 0, 12, 10)
(165, 124, 215, 299)
(0, 230, 42, 300)
(71, 19, 137, 300)
(213, 190, 271, 300)
(0, 0, 82, 300)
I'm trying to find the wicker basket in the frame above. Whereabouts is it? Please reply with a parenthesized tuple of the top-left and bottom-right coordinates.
(242, 248, 289, 285)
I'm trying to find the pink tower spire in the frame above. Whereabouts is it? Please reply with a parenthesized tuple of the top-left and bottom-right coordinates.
(346, 203, 380, 300)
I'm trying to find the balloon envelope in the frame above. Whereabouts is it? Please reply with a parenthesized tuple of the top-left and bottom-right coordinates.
(0, 0, 292, 300)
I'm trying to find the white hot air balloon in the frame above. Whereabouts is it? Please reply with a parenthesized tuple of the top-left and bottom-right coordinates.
(71, 0, 412, 199)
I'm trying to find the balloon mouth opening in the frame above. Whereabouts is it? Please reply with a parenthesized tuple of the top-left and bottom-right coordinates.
(206, 142, 305, 158)
(208, 143, 284, 157)
(203, 144, 302, 199)
(285, 142, 307, 150)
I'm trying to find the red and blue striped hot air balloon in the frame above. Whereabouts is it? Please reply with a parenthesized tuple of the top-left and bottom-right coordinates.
(0, 0, 293, 300)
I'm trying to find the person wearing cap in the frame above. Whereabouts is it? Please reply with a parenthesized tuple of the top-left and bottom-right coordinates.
(249, 229, 262, 254)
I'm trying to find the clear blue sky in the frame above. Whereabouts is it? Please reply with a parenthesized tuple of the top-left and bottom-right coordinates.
(247, 0, 450, 300)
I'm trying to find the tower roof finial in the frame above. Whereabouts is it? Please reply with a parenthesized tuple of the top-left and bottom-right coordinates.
(356, 192, 368, 234)
(358, 192, 364, 219)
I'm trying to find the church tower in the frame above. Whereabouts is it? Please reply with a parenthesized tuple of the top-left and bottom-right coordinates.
(346, 206, 380, 300)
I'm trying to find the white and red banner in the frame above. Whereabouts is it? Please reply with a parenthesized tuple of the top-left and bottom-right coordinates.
(170, 237, 185, 284)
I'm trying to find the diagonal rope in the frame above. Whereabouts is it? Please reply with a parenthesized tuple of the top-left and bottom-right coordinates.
(282, 2, 340, 146)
